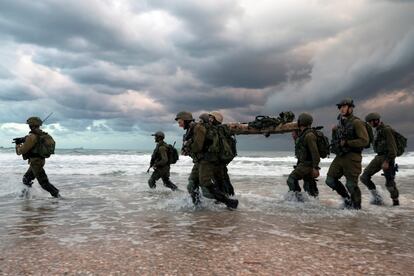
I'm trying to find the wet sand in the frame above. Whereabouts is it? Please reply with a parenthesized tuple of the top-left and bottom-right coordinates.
(1, 174, 413, 275)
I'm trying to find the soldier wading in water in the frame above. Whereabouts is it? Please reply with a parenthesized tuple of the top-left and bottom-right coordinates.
(148, 131, 178, 191)
(176, 111, 238, 209)
(326, 98, 369, 209)
(15, 117, 60, 198)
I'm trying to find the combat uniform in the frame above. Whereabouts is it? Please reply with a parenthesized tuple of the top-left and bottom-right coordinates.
(288, 128, 320, 198)
(16, 128, 60, 198)
(360, 122, 399, 205)
(326, 114, 369, 209)
(148, 140, 177, 191)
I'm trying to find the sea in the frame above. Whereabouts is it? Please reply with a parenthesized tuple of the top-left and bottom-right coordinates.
(0, 148, 413, 274)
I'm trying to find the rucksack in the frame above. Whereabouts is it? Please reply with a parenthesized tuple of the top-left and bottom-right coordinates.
(311, 127, 330, 158)
(33, 132, 56, 158)
(167, 143, 179, 164)
(392, 129, 407, 156)
(217, 125, 237, 164)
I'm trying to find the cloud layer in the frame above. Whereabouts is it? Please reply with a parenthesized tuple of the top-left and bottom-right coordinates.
(1, 0, 413, 149)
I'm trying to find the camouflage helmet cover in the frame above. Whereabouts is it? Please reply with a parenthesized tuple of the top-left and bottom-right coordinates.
(175, 111, 193, 121)
(209, 111, 223, 123)
(151, 131, 165, 139)
(297, 113, 313, 127)
(26, 117, 43, 126)
(336, 97, 355, 108)
(365, 112, 381, 122)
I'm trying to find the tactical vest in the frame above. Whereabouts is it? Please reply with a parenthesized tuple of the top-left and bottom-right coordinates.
(295, 129, 313, 165)
(373, 124, 391, 155)
(201, 123, 220, 162)
(151, 142, 168, 167)
(331, 115, 363, 155)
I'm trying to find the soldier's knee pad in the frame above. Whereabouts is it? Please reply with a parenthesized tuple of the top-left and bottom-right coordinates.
(345, 180, 357, 193)
(325, 176, 338, 190)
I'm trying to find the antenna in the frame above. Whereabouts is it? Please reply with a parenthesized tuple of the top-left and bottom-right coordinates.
(42, 112, 54, 124)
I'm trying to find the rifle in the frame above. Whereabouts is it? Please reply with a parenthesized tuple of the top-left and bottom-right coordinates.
(181, 122, 195, 156)
(12, 137, 27, 145)
(330, 115, 349, 156)
(12, 112, 54, 145)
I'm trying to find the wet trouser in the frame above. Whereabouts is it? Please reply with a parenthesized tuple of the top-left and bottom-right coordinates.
(219, 165, 235, 196)
(187, 160, 235, 207)
(23, 158, 59, 197)
(287, 164, 319, 197)
(148, 165, 177, 190)
(360, 155, 399, 200)
(326, 152, 362, 208)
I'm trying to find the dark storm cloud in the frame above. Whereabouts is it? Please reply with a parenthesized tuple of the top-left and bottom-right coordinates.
(1, 0, 414, 149)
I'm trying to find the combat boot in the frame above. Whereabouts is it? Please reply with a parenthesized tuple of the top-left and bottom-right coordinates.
(164, 180, 178, 191)
(369, 189, 384, 205)
(392, 199, 400, 206)
(191, 191, 201, 206)
(224, 198, 239, 209)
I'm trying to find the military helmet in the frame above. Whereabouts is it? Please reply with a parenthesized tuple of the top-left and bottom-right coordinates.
(151, 131, 165, 139)
(209, 111, 223, 123)
(199, 113, 209, 123)
(175, 111, 193, 121)
(365, 112, 381, 122)
(336, 97, 355, 108)
(297, 113, 313, 127)
(26, 117, 43, 127)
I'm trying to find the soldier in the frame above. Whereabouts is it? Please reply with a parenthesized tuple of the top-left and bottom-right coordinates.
(209, 111, 235, 197)
(360, 113, 399, 206)
(15, 117, 60, 198)
(326, 98, 369, 209)
(287, 113, 320, 201)
(148, 131, 177, 191)
(176, 111, 238, 209)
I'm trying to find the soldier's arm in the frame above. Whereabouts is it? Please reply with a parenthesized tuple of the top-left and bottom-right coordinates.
(305, 133, 320, 168)
(384, 127, 397, 160)
(347, 120, 369, 148)
(155, 146, 169, 167)
(16, 134, 37, 155)
(191, 124, 206, 153)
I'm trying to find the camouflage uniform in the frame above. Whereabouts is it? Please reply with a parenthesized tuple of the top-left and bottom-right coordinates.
(148, 140, 177, 191)
(288, 128, 320, 198)
(16, 127, 60, 198)
(326, 114, 369, 209)
(186, 121, 238, 208)
(360, 122, 399, 204)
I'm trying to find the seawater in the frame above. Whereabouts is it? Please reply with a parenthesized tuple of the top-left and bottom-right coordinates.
(0, 148, 413, 273)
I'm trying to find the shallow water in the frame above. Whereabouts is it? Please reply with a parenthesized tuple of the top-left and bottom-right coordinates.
(1, 149, 413, 274)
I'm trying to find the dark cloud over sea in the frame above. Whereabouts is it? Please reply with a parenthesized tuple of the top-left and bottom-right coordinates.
(0, 0, 413, 149)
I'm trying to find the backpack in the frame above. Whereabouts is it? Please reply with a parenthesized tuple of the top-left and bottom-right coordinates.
(33, 132, 56, 158)
(311, 127, 330, 158)
(167, 143, 179, 164)
(217, 125, 237, 164)
(392, 129, 407, 156)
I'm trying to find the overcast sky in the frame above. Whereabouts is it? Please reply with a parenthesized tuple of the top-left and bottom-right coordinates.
(0, 0, 413, 150)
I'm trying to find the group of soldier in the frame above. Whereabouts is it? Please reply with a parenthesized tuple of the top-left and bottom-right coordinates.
(15, 97, 402, 210)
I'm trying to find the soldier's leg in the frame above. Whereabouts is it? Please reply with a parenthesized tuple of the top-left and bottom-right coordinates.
(187, 163, 201, 205)
(360, 156, 384, 205)
(31, 159, 60, 198)
(344, 154, 363, 209)
(148, 169, 162, 189)
(221, 165, 235, 196)
(304, 177, 319, 197)
(199, 161, 238, 209)
(360, 156, 383, 190)
(383, 159, 399, 205)
(160, 167, 177, 191)
(326, 157, 350, 202)
(23, 166, 35, 187)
